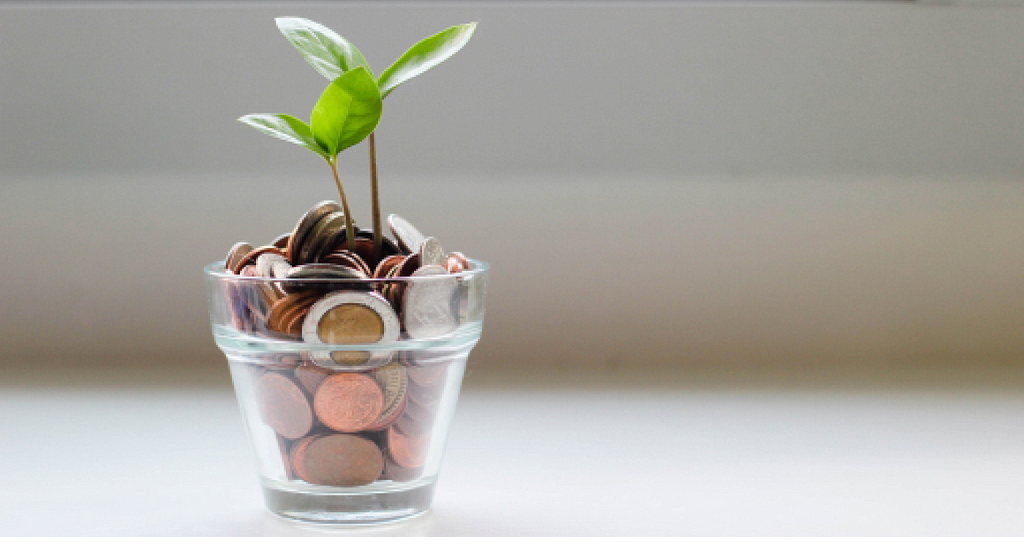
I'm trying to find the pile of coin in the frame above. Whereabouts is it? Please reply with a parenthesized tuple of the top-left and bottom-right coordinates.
(254, 350, 450, 486)
(222, 202, 471, 351)
(222, 202, 473, 487)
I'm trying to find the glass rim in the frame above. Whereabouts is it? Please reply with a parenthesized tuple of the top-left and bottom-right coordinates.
(203, 257, 489, 284)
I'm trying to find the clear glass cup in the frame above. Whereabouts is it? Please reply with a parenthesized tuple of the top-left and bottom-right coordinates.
(204, 259, 488, 525)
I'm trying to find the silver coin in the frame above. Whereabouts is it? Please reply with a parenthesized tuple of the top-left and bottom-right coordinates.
(225, 242, 253, 272)
(388, 214, 426, 255)
(370, 362, 408, 429)
(270, 259, 293, 279)
(287, 201, 341, 263)
(283, 263, 367, 294)
(286, 263, 367, 280)
(256, 250, 288, 278)
(402, 265, 459, 339)
(419, 237, 446, 267)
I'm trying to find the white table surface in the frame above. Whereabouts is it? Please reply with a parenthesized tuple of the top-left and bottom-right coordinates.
(2, 364, 1023, 536)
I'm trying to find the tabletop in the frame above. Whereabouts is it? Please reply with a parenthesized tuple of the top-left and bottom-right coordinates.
(2, 363, 1023, 536)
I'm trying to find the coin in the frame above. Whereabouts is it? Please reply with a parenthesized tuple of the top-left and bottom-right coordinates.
(225, 242, 254, 272)
(274, 295, 316, 334)
(408, 379, 442, 407)
(388, 214, 427, 255)
(394, 409, 433, 436)
(397, 253, 422, 277)
(387, 426, 428, 469)
(373, 255, 406, 279)
(402, 265, 458, 339)
(419, 237, 446, 267)
(314, 373, 385, 433)
(403, 393, 437, 424)
(322, 250, 371, 277)
(366, 362, 409, 431)
(302, 291, 400, 346)
(444, 255, 464, 274)
(292, 433, 383, 487)
(299, 211, 347, 265)
(271, 233, 290, 249)
(286, 201, 342, 264)
(382, 457, 421, 482)
(282, 263, 367, 294)
(256, 250, 288, 278)
(449, 251, 470, 270)
(267, 292, 318, 333)
(233, 245, 282, 275)
(256, 372, 314, 440)
(294, 362, 334, 394)
(406, 362, 448, 386)
(270, 259, 292, 279)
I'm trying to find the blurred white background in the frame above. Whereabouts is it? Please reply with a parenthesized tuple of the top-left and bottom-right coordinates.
(1, 1, 1022, 371)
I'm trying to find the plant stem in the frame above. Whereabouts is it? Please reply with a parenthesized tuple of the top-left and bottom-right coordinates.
(368, 132, 383, 265)
(328, 158, 356, 252)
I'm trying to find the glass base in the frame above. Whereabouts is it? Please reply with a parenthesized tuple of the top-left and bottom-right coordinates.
(261, 477, 436, 525)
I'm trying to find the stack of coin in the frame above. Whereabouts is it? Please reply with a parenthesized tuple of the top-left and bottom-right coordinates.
(252, 352, 450, 487)
(222, 203, 470, 488)
(223, 205, 472, 346)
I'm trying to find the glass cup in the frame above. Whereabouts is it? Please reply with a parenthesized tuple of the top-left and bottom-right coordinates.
(204, 259, 488, 524)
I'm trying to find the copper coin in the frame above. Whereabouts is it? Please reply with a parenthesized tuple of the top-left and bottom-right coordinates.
(276, 294, 317, 334)
(444, 255, 464, 274)
(373, 254, 406, 279)
(323, 251, 371, 277)
(449, 251, 470, 270)
(287, 201, 342, 264)
(225, 242, 253, 272)
(256, 372, 314, 440)
(394, 413, 431, 438)
(397, 253, 422, 278)
(314, 373, 384, 433)
(271, 233, 290, 249)
(349, 238, 378, 272)
(382, 457, 421, 482)
(294, 362, 334, 395)
(389, 254, 422, 311)
(288, 434, 320, 481)
(234, 245, 284, 275)
(366, 362, 409, 431)
(267, 292, 317, 333)
(355, 229, 402, 256)
(292, 433, 383, 487)
(387, 426, 428, 469)
(283, 307, 311, 336)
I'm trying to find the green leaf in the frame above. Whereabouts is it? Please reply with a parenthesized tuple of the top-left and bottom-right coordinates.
(377, 23, 477, 99)
(238, 113, 326, 157)
(275, 17, 372, 81)
(311, 67, 382, 158)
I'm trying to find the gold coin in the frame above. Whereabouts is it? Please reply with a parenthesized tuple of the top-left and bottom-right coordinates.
(318, 303, 385, 344)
